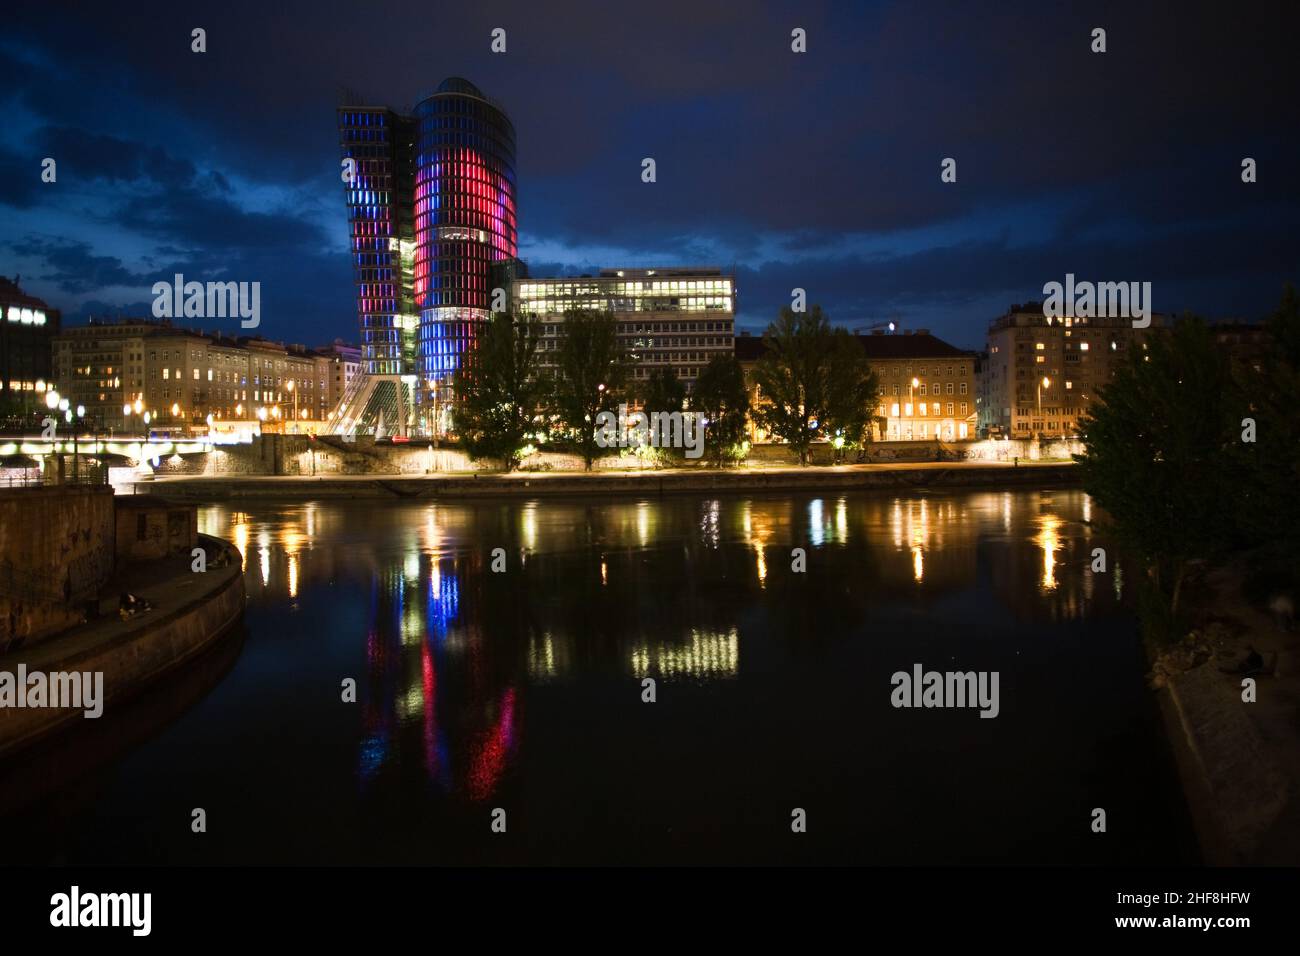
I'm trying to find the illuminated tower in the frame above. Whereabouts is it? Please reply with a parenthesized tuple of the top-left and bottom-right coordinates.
(334, 105, 417, 434)
(413, 78, 517, 435)
(331, 78, 515, 438)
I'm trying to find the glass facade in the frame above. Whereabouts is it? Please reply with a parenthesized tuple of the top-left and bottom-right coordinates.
(514, 269, 735, 391)
(413, 78, 517, 397)
(337, 107, 417, 377)
(338, 79, 516, 421)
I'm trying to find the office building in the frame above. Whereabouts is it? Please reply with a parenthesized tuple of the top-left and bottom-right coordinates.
(336, 77, 517, 436)
(0, 277, 60, 419)
(513, 267, 735, 392)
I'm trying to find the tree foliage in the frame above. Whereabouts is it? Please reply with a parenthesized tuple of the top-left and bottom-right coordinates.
(548, 309, 629, 470)
(821, 329, 882, 461)
(1077, 316, 1240, 617)
(752, 306, 877, 464)
(452, 311, 544, 470)
(1232, 284, 1300, 567)
(692, 353, 751, 466)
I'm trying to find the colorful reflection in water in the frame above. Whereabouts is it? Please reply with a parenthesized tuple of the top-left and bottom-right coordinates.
(115, 488, 1190, 866)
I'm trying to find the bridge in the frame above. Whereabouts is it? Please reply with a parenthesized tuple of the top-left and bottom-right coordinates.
(0, 435, 216, 487)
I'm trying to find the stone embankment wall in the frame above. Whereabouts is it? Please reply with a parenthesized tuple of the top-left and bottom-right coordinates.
(148, 435, 1086, 478)
(0, 534, 244, 757)
(0, 486, 116, 652)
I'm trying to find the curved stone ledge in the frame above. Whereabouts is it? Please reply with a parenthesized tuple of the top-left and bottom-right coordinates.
(0, 534, 246, 758)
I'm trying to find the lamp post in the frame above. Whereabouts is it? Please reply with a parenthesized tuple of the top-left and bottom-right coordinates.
(1037, 376, 1051, 440)
(287, 379, 298, 432)
(909, 377, 919, 441)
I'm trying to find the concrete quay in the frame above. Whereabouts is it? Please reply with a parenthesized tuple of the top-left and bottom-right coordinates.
(130, 460, 1080, 501)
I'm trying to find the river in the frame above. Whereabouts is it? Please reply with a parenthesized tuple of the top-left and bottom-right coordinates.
(3, 488, 1197, 864)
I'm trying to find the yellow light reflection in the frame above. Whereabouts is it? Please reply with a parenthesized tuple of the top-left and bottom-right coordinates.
(522, 501, 538, 551)
(742, 500, 772, 588)
(1035, 513, 1062, 591)
(636, 501, 650, 548)
(231, 515, 249, 571)
(628, 627, 739, 680)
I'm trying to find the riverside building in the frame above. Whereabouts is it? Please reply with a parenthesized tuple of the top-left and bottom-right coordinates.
(0, 277, 60, 419)
(335, 77, 517, 436)
(512, 267, 735, 393)
(979, 303, 1167, 439)
(52, 319, 343, 436)
(735, 328, 976, 443)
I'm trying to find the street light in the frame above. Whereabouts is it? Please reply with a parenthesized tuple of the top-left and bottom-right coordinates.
(1037, 376, 1051, 439)
(909, 377, 919, 440)
(45, 389, 60, 410)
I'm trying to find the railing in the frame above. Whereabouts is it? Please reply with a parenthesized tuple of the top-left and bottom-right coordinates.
(0, 471, 110, 490)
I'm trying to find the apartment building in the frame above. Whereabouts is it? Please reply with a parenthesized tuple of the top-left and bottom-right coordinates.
(980, 303, 1167, 438)
(53, 319, 341, 434)
(735, 328, 977, 442)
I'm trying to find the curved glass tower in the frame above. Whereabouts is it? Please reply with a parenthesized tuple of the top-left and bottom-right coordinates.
(336, 78, 515, 437)
(413, 78, 517, 427)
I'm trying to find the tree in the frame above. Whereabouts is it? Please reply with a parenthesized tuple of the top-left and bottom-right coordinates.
(692, 353, 751, 466)
(635, 366, 688, 465)
(821, 329, 882, 462)
(451, 312, 544, 471)
(752, 305, 837, 464)
(1232, 285, 1300, 568)
(1076, 316, 1240, 621)
(639, 367, 686, 417)
(549, 309, 629, 470)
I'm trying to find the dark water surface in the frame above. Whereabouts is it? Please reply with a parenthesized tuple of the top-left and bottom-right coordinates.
(4, 488, 1198, 864)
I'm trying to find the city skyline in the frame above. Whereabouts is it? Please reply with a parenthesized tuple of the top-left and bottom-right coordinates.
(2, 2, 1297, 351)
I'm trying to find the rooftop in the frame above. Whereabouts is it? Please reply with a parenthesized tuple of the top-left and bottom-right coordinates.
(735, 330, 972, 363)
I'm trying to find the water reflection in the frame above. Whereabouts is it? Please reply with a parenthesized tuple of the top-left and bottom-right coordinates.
(195, 490, 1129, 808)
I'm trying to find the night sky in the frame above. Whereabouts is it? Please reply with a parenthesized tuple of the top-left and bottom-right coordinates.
(2, 1, 1297, 350)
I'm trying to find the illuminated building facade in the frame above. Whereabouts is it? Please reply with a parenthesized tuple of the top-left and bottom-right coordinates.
(980, 304, 1167, 438)
(335, 78, 516, 436)
(735, 328, 976, 442)
(53, 319, 338, 434)
(414, 78, 517, 421)
(337, 107, 416, 377)
(0, 277, 60, 417)
(513, 268, 735, 392)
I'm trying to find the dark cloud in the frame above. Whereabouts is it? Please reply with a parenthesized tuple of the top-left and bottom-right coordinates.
(0, 0, 1297, 349)
(5, 237, 155, 295)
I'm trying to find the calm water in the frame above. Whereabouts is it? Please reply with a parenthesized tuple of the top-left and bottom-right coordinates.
(5, 489, 1197, 864)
